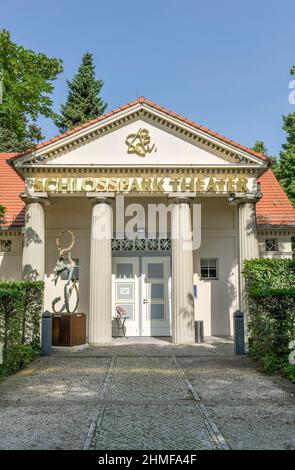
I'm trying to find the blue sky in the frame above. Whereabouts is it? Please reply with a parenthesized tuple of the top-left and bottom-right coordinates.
(1, 0, 295, 156)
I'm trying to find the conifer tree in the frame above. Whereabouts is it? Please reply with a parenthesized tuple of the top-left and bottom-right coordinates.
(252, 140, 277, 168)
(55, 53, 107, 133)
(252, 140, 268, 155)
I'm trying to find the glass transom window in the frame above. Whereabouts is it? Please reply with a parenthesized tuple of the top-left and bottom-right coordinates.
(200, 258, 218, 279)
(117, 263, 133, 278)
(265, 239, 278, 252)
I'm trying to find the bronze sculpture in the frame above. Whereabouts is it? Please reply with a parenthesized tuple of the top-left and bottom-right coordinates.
(52, 230, 79, 314)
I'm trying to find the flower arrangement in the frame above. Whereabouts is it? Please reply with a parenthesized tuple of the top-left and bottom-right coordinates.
(116, 306, 126, 317)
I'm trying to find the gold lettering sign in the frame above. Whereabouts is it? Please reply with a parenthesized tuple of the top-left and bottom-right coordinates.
(32, 176, 250, 194)
(125, 128, 156, 157)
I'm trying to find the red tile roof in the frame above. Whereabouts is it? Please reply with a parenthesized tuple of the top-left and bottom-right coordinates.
(12, 96, 267, 162)
(1, 98, 295, 230)
(0, 153, 25, 228)
(257, 168, 295, 226)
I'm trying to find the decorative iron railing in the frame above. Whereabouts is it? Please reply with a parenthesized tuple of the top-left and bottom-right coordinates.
(111, 238, 171, 252)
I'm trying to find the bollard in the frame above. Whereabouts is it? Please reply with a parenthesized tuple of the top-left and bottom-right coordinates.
(0, 342, 3, 365)
(195, 320, 204, 343)
(41, 310, 52, 356)
(234, 310, 245, 355)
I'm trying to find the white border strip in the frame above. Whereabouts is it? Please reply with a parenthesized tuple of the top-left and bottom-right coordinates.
(173, 356, 230, 450)
(83, 356, 116, 450)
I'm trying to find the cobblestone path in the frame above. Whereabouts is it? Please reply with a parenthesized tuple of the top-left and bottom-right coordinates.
(84, 356, 229, 450)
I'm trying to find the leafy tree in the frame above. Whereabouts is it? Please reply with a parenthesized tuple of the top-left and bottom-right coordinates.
(55, 52, 107, 133)
(0, 205, 5, 222)
(274, 67, 295, 206)
(0, 29, 63, 152)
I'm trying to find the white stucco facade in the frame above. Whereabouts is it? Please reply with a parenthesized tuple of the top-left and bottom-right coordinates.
(1, 99, 294, 343)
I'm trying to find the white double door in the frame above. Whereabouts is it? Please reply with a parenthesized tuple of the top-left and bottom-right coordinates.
(112, 256, 171, 336)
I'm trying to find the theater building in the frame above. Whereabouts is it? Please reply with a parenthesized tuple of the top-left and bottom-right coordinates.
(0, 97, 295, 344)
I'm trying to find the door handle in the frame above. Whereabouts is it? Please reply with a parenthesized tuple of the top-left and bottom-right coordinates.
(143, 299, 150, 304)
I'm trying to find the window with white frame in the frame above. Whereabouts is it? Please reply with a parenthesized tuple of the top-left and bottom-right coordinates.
(265, 239, 278, 252)
(200, 258, 218, 279)
(0, 239, 12, 253)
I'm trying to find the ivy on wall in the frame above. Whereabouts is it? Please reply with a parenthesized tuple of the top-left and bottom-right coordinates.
(0, 281, 44, 379)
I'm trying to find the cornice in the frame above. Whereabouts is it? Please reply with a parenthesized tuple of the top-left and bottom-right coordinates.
(0, 230, 22, 236)
(21, 167, 260, 176)
(257, 228, 295, 234)
(13, 106, 265, 169)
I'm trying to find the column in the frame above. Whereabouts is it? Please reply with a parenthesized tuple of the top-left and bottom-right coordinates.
(170, 196, 195, 344)
(22, 196, 46, 281)
(88, 197, 113, 345)
(237, 197, 259, 312)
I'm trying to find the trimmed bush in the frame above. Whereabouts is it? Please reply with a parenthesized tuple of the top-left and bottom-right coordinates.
(244, 260, 295, 382)
(0, 281, 44, 379)
(243, 258, 295, 290)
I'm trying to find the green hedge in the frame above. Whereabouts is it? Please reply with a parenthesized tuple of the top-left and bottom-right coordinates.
(243, 258, 295, 290)
(0, 281, 44, 379)
(244, 260, 295, 382)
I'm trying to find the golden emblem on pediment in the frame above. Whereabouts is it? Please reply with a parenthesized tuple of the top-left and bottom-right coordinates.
(125, 128, 157, 157)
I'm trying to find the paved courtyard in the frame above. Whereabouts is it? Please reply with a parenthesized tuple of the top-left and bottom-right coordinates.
(0, 337, 294, 450)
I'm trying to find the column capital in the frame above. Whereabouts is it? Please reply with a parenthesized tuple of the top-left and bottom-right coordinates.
(168, 192, 196, 204)
(87, 192, 115, 205)
(20, 192, 49, 205)
(228, 191, 261, 206)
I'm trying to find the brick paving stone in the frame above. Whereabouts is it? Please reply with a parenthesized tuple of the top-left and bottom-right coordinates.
(107, 356, 192, 402)
(87, 356, 228, 450)
(2, 338, 292, 450)
(92, 404, 220, 450)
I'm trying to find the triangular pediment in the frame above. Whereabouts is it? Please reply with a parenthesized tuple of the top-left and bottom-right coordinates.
(13, 98, 267, 170)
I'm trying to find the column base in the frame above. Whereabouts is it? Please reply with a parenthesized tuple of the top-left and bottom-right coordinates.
(88, 341, 113, 346)
(52, 343, 89, 353)
(172, 338, 195, 345)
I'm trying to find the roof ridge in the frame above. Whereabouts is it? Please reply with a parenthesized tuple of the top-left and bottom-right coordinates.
(10, 97, 268, 162)
(269, 168, 291, 215)
(267, 168, 294, 214)
(140, 97, 267, 161)
(257, 168, 295, 225)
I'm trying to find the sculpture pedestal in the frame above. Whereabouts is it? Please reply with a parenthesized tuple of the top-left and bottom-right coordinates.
(52, 313, 86, 347)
